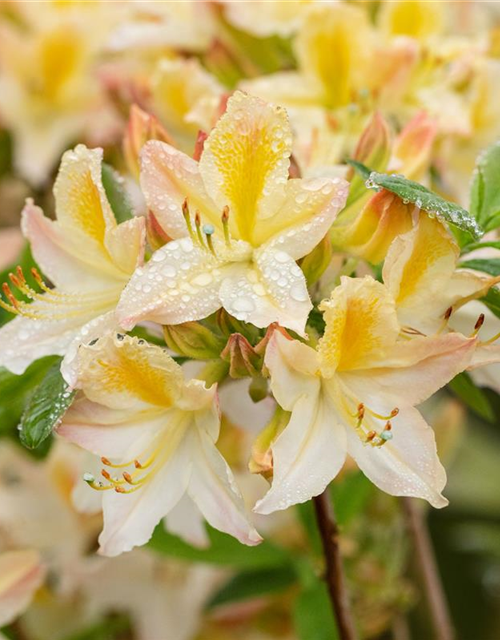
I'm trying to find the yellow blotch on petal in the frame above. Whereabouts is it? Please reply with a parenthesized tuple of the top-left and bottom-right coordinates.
(199, 91, 291, 245)
(296, 4, 371, 109)
(380, 0, 444, 41)
(319, 276, 400, 374)
(39, 25, 84, 102)
(395, 215, 458, 305)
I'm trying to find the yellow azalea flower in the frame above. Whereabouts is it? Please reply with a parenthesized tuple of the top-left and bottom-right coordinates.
(0, 145, 145, 384)
(222, 0, 318, 38)
(382, 214, 500, 391)
(378, 0, 445, 42)
(0, 3, 113, 185)
(151, 57, 223, 154)
(0, 550, 45, 627)
(58, 334, 261, 556)
(253, 275, 477, 514)
(117, 92, 348, 335)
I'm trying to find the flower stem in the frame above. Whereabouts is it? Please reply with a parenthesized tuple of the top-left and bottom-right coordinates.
(401, 497, 455, 640)
(313, 489, 358, 640)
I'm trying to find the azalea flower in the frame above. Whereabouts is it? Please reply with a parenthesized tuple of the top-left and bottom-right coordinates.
(0, 550, 45, 629)
(58, 333, 261, 556)
(117, 91, 348, 335)
(254, 274, 477, 515)
(0, 145, 145, 385)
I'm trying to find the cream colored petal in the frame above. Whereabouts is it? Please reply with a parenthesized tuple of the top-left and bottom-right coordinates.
(22, 200, 125, 290)
(199, 91, 291, 244)
(240, 71, 322, 108)
(140, 140, 221, 240)
(187, 428, 262, 546)
(319, 276, 400, 374)
(254, 391, 347, 515)
(104, 216, 146, 277)
(53, 145, 116, 244)
(163, 494, 209, 548)
(219, 251, 312, 336)
(383, 215, 459, 332)
(116, 238, 229, 330)
(0, 550, 45, 627)
(74, 333, 184, 410)
(344, 405, 448, 508)
(254, 176, 349, 255)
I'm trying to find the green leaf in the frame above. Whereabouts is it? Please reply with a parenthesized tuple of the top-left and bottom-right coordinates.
(101, 163, 134, 223)
(0, 356, 60, 434)
(19, 361, 76, 449)
(61, 615, 131, 640)
(346, 159, 372, 181)
(470, 141, 500, 231)
(481, 287, 500, 319)
(330, 470, 373, 526)
(149, 524, 290, 569)
(461, 240, 500, 254)
(459, 259, 500, 276)
(365, 171, 483, 240)
(294, 580, 339, 640)
(448, 372, 494, 423)
(207, 565, 297, 609)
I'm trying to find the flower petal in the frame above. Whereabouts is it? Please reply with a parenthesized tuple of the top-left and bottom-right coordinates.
(187, 428, 262, 546)
(74, 333, 184, 410)
(104, 216, 146, 277)
(344, 405, 448, 508)
(264, 331, 320, 409)
(163, 493, 209, 548)
(254, 392, 347, 514)
(98, 432, 192, 557)
(199, 91, 291, 244)
(117, 238, 227, 330)
(0, 550, 45, 627)
(219, 251, 312, 335)
(319, 276, 400, 374)
(140, 140, 220, 240)
(255, 176, 349, 257)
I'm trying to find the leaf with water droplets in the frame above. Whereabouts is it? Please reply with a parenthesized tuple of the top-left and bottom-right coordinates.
(470, 140, 500, 232)
(101, 163, 134, 223)
(19, 361, 76, 449)
(350, 163, 484, 240)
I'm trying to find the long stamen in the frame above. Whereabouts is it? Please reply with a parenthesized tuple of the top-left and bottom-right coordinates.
(471, 313, 485, 337)
(182, 198, 198, 244)
(194, 211, 205, 247)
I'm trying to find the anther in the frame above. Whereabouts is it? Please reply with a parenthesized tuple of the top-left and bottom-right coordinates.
(366, 430, 376, 442)
(123, 472, 134, 484)
(182, 198, 196, 242)
(101, 457, 111, 466)
(472, 313, 485, 336)
(101, 469, 112, 480)
(134, 460, 142, 469)
(2, 283, 19, 309)
(444, 307, 453, 321)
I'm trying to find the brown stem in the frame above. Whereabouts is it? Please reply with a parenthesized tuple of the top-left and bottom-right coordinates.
(313, 489, 358, 640)
(401, 497, 455, 640)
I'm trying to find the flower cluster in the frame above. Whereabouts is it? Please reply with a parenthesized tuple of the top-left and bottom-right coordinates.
(2, 2, 500, 638)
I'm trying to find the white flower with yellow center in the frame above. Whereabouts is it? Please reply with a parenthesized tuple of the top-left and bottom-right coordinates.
(58, 334, 261, 557)
(254, 275, 477, 515)
(117, 91, 348, 335)
(0, 145, 145, 385)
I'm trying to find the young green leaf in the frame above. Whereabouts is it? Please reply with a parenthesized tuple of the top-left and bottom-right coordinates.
(470, 140, 500, 231)
(101, 163, 134, 223)
(294, 580, 339, 640)
(459, 259, 500, 277)
(448, 372, 494, 423)
(481, 287, 500, 320)
(19, 361, 76, 449)
(207, 565, 297, 609)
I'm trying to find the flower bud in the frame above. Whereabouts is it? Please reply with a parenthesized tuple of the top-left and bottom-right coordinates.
(391, 111, 437, 180)
(332, 189, 414, 264)
(221, 333, 263, 379)
(216, 308, 261, 342)
(163, 322, 226, 360)
(123, 104, 173, 180)
(299, 234, 332, 286)
(147, 210, 172, 251)
(249, 406, 291, 480)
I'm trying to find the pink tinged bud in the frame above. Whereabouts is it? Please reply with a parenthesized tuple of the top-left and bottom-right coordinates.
(123, 104, 173, 180)
(146, 210, 172, 251)
(333, 189, 414, 264)
(221, 333, 263, 379)
(391, 111, 438, 180)
(163, 321, 226, 360)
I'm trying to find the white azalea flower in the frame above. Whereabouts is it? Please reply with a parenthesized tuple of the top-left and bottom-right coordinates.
(58, 333, 261, 557)
(117, 91, 348, 336)
(254, 275, 477, 515)
(0, 145, 145, 385)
